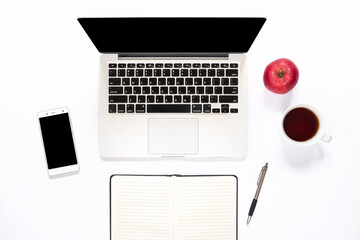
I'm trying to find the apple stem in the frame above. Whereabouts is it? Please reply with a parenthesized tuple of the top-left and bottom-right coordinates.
(277, 70, 285, 78)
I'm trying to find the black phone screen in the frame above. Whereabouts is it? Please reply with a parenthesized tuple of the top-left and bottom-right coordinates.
(39, 113, 77, 169)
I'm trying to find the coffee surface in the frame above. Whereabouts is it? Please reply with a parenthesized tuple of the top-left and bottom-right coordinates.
(283, 107, 319, 142)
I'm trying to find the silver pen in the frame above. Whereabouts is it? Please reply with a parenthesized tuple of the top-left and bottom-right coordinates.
(247, 163, 268, 225)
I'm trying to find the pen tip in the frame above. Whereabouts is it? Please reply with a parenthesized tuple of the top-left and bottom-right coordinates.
(247, 216, 251, 225)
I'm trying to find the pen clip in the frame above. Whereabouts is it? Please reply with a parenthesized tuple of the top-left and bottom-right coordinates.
(257, 167, 264, 185)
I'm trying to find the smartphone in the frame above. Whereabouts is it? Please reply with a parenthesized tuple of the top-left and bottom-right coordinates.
(38, 107, 79, 176)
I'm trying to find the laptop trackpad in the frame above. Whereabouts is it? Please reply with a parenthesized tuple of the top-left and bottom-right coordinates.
(148, 118, 198, 155)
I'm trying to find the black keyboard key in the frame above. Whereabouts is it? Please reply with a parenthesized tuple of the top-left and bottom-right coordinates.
(178, 87, 186, 94)
(183, 95, 190, 103)
(172, 69, 180, 77)
(151, 87, 159, 94)
(221, 78, 229, 85)
(129, 96, 136, 103)
(185, 78, 193, 85)
(155, 63, 163, 68)
(140, 78, 148, 85)
(169, 87, 177, 94)
(118, 69, 126, 77)
(174, 95, 181, 103)
(221, 104, 229, 113)
(203, 104, 211, 113)
(201, 95, 209, 103)
(219, 96, 238, 103)
(230, 78, 238, 85)
(202, 63, 210, 68)
(211, 63, 219, 68)
(210, 95, 218, 103)
(109, 104, 116, 113)
(109, 63, 117, 68)
(167, 78, 175, 85)
(215, 87, 222, 94)
(145, 69, 153, 76)
(194, 78, 202, 85)
(165, 95, 173, 103)
(157, 78, 165, 85)
(156, 96, 164, 103)
(196, 86, 204, 94)
(212, 78, 220, 85)
(184, 63, 191, 68)
(109, 69, 116, 76)
(224, 87, 238, 94)
(226, 69, 238, 76)
(208, 69, 216, 77)
(181, 69, 189, 77)
(190, 69, 197, 76)
(146, 63, 154, 68)
(136, 69, 144, 77)
(174, 63, 182, 68)
(142, 87, 150, 94)
(231, 108, 238, 113)
(192, 95, 200, 103)
(221, 63, 229, 68)
(137, 63, 145, 68)
(122, 78, 130, 85)
(160, 87, 168, 94)
(124, 87, 132, 94)
(163, 69, 171, 77)
(147, 104, 191, 113)
(137, 95, 145, 103)
(176, 78, 184, 85)
(212, 108, 220, 113)
(127, 63, 135, 68)
(187, 87, 195, 94)
(127, 69, 135, 76)
(192, 104, 202, 113)
(154, 69, 162, 77)
(165, 63, 173, 68)
(136, 104, 146, 113)
(147, 95, 155, 103)
(118, 63, 126, 68)
(131, 78, 139, 85)
(199, 69, 206, 76)
(203, 78, 211, 85)
(127, 104, 134, 113)
(193, 63, 201, 68)
(149, 78, 157, 85)
(109, 87, 123, 94)
(109, 78, 120, 85)
(230, 63, 238, 68)
(205, 87, 213, 94)
(109, 96, 127, 103)
(117, 104, 125, 113)
(217, 69, 225, 77)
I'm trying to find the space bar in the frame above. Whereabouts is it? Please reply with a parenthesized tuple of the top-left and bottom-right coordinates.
(147, 104, 191, 113)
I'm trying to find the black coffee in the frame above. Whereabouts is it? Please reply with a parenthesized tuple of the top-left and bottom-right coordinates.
(283, 107, 319, 142)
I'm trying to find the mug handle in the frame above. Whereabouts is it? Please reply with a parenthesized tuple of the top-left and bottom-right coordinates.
(321, 132, 332, 143)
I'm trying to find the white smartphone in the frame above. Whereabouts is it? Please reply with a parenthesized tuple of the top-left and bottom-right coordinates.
(38, 107, 79, 176)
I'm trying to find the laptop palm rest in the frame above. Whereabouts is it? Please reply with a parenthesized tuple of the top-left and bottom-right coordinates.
(148, 118, 198, 155)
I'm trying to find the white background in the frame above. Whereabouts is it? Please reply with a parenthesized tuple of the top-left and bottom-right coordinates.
(1, 0, 360, 239)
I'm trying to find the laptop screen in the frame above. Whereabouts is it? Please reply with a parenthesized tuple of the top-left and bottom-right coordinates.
(78, 18, 266, 54)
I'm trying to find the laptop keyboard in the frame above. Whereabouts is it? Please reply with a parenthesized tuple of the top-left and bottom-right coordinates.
(108, 62, 239, 114)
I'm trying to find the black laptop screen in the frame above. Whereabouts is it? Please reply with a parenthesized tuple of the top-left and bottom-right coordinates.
(78, 18, 266, 54)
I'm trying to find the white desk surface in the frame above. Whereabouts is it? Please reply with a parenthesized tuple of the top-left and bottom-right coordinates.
(1, 0, 360, 239)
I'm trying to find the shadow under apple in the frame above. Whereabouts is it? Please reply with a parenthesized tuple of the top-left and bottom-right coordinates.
(263, 88, 294, 112)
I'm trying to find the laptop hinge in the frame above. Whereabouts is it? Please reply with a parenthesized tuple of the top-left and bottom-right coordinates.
(117, 52, 229, 58)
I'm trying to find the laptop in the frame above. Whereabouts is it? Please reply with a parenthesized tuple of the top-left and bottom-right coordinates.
(78, 17, 266, 159)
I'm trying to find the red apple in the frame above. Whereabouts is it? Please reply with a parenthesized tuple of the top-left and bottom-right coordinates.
(263, 58, 299, 94)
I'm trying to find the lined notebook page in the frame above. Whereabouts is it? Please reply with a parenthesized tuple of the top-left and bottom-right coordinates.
(174, 176, 237, 240)
(111, 176, 173, 240)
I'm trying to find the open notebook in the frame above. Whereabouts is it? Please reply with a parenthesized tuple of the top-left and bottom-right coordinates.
(110, 175, 237, 240)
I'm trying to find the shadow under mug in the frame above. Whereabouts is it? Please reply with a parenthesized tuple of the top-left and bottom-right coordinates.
(281, 104, 332, 146)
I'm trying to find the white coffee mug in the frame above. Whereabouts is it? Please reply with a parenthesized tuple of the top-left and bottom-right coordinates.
(281, 104, 332, 146)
